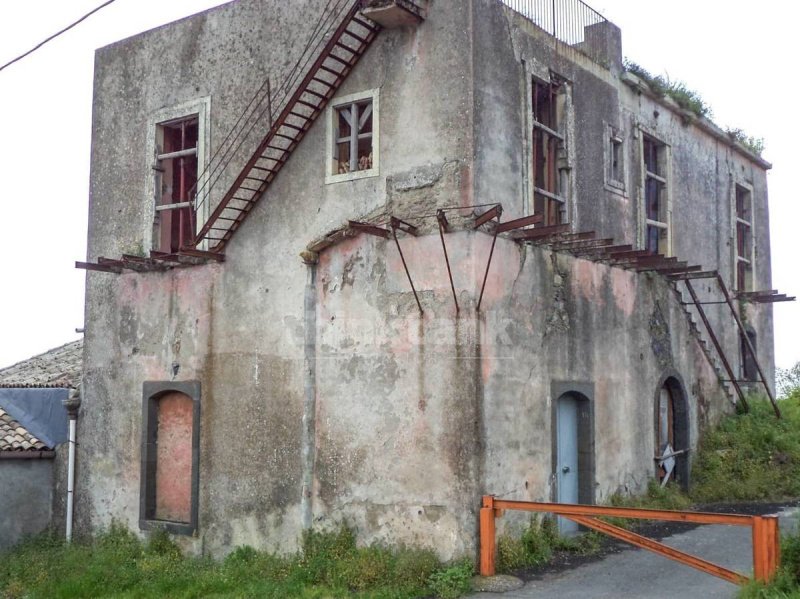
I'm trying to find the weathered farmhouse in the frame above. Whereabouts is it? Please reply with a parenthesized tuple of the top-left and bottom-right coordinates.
(76, 0, 789, 558)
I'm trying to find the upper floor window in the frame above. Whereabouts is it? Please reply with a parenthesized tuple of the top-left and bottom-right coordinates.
(531, 77, 566, 226)
(642, 136, 670, 255)
(606, 127, 624, 188)
(734, 184, 754, 291)
(326, 89, 379, 184)
(155, 116, 198, 253)
(146, 97, 210, 253)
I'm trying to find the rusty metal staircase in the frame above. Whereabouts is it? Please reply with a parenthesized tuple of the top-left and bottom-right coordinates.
(668, 270, 792, 418)
(191, 2, 383, 252)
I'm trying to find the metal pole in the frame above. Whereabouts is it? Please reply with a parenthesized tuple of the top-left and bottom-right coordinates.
(714, 274, 780, 418)
(684, 279, 749, 412)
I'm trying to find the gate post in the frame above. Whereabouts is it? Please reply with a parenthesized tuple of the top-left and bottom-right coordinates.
(480, 495, 496, 576)
(752, 515, 780, 582)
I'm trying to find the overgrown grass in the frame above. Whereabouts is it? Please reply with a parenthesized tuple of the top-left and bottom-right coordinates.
(495, 515, 601, 573)
(691, 396, 800, 503)
(0, 523, 474, 599)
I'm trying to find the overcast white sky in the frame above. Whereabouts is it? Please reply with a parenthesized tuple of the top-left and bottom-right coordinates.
(0, 0, 797, 371)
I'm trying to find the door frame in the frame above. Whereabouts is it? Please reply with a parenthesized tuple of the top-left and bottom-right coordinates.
(653, 370, 690, 491)
(550, 381, 595, 506)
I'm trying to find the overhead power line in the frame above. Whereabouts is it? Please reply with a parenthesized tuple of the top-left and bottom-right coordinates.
(0, 0, 118, 74)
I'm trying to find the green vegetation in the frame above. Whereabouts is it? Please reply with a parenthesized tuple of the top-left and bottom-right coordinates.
(623, 59, 712, 118)
(0, 523, 473, 599)
(725, 128, 766, 158)
(496, 515, 601, 573)
(691, 397, 800, 503)
(739, 528, 800, 598)
(623, 58, 765, 156)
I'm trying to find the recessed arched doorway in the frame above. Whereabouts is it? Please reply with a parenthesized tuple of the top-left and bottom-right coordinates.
(655, 374, 689, 491)
(552, 387, 594, 535)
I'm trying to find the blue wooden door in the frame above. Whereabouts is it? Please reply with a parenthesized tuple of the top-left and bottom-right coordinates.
(557, 394, 579, 535)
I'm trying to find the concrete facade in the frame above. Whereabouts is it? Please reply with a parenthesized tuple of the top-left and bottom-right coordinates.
(77, 0, 775, 559)
(0, 459, 54, 551)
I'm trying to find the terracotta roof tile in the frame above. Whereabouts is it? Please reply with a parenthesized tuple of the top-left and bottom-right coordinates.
(0, 406, 48, 451)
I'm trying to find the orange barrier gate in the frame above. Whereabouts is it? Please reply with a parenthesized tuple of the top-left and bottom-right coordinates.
(479, 495, 780, 585)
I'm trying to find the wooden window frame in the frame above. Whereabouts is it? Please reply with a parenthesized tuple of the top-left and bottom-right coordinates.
(640, 134, 671, 255)
(325, 88, 380, 184)
(734, 183, 755, 291)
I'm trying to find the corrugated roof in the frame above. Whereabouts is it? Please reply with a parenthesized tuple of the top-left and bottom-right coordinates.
(0, 406, 48, 451)
(0, 339, 82, 388)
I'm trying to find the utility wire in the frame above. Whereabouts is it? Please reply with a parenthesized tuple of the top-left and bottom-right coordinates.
(0, 0, 118, 73)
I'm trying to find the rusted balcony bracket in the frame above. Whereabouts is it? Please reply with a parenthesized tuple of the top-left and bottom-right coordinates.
(495, 213, 543, 233)
(477, 212, 503, 312)
(437, 210, 459, 313)
(348, 220, 390, 239)
(390, 216, 418, 236)
(474, 204, 503, 229)
(390, 219, 423, 314)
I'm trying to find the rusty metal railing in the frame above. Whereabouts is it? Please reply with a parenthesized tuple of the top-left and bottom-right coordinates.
(499, 0, 609, 62)
(479, 495, 781, 584)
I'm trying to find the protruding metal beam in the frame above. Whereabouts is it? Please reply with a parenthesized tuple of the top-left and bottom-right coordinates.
(474, 204, 503, 229)
(348, 220, 390, 239)
(511, 223, 570, 240)
(390, 216, 418, 236)
(75, 261, 122, 274)
(495, 213, 543, 233)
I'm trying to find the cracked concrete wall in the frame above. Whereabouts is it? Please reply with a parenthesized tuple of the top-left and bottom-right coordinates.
(81, 0, 474, 557)
(80, 0, 774, 561)
(314, 230, 730, 552)
(475, 0, 774, 391)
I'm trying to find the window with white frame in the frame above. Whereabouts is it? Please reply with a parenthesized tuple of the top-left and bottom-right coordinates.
(146, 97, 210, 252)
(734, 183, 754, 290)
(642, 136, 670, 255)
(326, 89, 379, 183)
(606, 126, 624, 189)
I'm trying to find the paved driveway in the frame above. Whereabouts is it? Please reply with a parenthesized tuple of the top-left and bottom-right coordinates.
(468, 506, 797, 599)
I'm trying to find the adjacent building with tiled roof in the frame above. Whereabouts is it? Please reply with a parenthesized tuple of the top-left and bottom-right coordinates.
(0, 339, 83, 388)
(1, 340, 80, 550)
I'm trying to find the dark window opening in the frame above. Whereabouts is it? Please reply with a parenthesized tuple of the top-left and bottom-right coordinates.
(334, 99, 373, 175)
(608, 134, 623, 184)
(532, 78, 565, 226)
(735, 185, 753, 291)
(741, 329, 758, 382)
(155, 116, 198, 253)
(140, 381, 200, 536)
(643, 136, 668, 254)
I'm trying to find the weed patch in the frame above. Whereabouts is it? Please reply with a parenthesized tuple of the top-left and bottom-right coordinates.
(0, 524, 473, 599)
(691, 398, 800, 503)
